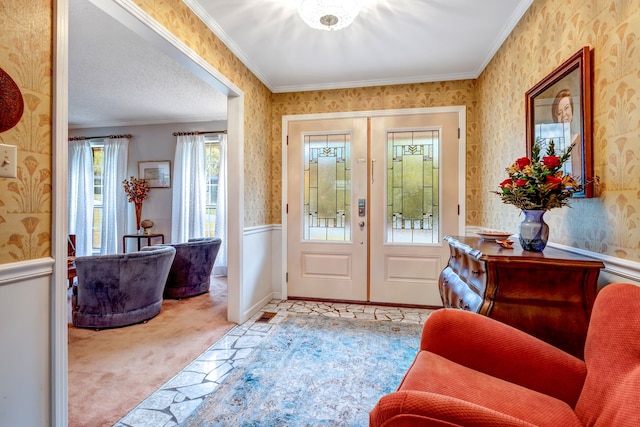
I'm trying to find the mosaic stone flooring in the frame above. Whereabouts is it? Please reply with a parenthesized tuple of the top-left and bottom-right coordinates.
(114, 299, 433, 427)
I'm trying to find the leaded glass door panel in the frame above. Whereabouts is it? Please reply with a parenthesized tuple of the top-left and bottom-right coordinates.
(287, 118, 368, 301)
(287, 112, 461, 305)
(369, 113, 460, 306)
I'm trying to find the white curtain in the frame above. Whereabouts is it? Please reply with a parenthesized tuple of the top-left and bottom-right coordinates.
(172, 134, 206, 242)
(213, 134, 228, 276)
(68, 140, 94, 256)
(100, 137, 129, 254)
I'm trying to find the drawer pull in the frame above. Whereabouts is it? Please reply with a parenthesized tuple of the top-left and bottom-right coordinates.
(471, 270, 484, 276)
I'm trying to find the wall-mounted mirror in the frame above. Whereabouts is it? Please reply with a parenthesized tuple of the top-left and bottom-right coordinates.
(526, 46, 594, 198)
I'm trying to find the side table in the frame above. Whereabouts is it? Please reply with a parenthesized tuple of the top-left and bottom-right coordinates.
(122, 233, 165, 253)
(439, 235, 604, 359)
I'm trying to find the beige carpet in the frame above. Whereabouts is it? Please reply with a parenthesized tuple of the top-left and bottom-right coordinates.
(67, 277, 234, 427)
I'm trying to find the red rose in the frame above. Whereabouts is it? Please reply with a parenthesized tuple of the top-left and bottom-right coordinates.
(515, 179, 528, 187)
(516, 157, 531, 169)
(499, 178, 512, 188)
(542, 156, 560, 168)
(545, 175, 563, 189)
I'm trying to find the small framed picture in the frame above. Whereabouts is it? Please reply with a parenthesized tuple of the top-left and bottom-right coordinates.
(138, 160, 171, 188)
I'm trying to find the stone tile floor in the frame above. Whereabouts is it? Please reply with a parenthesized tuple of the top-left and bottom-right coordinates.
(114, 299, 433, 427)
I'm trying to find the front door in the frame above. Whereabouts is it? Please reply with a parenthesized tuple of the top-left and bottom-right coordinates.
(286, 111, 461, 305)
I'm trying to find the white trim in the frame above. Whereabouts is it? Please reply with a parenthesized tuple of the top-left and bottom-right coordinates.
(52, 0, 69, 425)
(244, 224, 278, 236)
(281, 107, 467, 301)
(548, 242, 640, 283)
(226, 95, 244, 324)
(0, 258, 54, 286)
(272, 73, 476, 94)
(182, 0, 274, 91)
(243, 292, 275, 320)
(474, 0, 533, 77)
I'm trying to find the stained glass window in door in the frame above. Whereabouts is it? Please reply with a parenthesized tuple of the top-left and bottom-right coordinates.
(303, 133, 351, 241)
(387, 130, 439, 243)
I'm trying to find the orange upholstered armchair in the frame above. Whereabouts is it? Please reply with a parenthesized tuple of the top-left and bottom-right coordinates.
(370, 283, 640, 427)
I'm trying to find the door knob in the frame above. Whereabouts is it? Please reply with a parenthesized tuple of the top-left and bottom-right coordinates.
(358, 221, 365, 228)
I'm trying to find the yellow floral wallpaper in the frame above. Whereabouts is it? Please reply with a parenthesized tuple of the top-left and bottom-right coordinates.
(478, 0, 640, 262)
(2, 0, 639, 266)
(132, 0, 273, 228)
(270, 82, 481, 224)
(0, 0, 52, 264)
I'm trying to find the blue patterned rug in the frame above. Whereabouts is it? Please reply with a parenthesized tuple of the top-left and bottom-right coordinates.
(183, 315, 423, 426)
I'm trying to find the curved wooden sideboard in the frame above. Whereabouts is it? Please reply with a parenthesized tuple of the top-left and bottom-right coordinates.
(438, 235, 604, 359)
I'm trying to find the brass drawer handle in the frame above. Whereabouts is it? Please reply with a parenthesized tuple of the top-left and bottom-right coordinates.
(471, 270, 484, 276)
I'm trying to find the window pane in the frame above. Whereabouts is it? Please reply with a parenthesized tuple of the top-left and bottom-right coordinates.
(205, 139, 221, 237)
(92, 146, 104, 252)
(303, 133, 351, 242)
(386, 130, 439, 244)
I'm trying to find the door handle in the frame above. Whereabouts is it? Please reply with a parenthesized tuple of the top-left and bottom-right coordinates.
(358, 221, 365, 229)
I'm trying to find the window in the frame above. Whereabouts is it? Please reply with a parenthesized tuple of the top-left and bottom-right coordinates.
(204, 135, 221, 237)
(91, 142, 105, 253)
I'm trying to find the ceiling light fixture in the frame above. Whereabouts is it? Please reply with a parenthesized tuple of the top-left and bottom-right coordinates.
(298, 0, 363, 31)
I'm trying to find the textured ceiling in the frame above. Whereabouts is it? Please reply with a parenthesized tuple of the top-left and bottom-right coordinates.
(68, 0, 228, 128)
(68, 0, 532, 128)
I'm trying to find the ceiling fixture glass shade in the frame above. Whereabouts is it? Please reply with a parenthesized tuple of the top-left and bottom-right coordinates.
(298, 0, 363, 31)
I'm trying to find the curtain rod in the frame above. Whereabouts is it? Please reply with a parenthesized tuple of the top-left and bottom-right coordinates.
(172, 130, 227, 136)
(69, 134, 132, 141)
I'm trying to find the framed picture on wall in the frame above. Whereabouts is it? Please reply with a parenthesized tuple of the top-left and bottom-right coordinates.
(525, 46, 594, 198)
(139, 160, 171, 188)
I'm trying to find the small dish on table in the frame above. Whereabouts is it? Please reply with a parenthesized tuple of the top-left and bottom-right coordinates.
(476, 230, 513, 241)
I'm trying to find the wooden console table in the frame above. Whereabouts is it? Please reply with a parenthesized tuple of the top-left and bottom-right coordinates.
(439, 235, 604, 359)
(122, 233, 165, 253)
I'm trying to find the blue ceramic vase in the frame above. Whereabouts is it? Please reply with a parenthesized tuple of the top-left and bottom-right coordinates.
(519, 209, 549, 251)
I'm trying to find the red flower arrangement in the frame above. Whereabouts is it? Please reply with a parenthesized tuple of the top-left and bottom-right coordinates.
(122, 176, 150, 204)
(494, 139, 581, 211)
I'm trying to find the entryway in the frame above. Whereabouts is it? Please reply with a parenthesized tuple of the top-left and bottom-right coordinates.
(284, 108, 465, 306)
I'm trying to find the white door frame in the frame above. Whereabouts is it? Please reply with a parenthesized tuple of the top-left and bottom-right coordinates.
(54, 0, 245, 424)
(281, 107, 466, 301)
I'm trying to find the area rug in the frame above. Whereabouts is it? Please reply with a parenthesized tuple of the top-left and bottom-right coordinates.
(183, 315, 423, 426)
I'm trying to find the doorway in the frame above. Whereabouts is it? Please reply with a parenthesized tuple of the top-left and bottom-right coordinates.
(284, 108, 464, 306)
(56, 0, 246, 423)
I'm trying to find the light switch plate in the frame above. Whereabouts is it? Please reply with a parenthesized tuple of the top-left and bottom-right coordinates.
(0, 144, 18, 178)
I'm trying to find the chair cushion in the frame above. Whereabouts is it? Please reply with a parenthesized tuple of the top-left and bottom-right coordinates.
(574, 283, 640, 426)
(398, 351, 582, 427)
(162, 237, 221, 299)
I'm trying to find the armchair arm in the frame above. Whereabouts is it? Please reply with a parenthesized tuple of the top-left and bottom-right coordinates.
(370, 391, 538, 427)
(420, 309, 587, 407)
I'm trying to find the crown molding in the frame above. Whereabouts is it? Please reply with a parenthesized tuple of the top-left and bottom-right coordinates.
(182, 0, 276, 92)
(271, 72, 477, 93)
(475, 0, 534, 76)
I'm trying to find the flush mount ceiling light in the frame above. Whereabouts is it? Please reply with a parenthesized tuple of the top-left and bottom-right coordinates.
(298, 0, 363, 31)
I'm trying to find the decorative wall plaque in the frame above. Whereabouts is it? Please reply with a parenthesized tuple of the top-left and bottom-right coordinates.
(0, 68, 24, 133)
